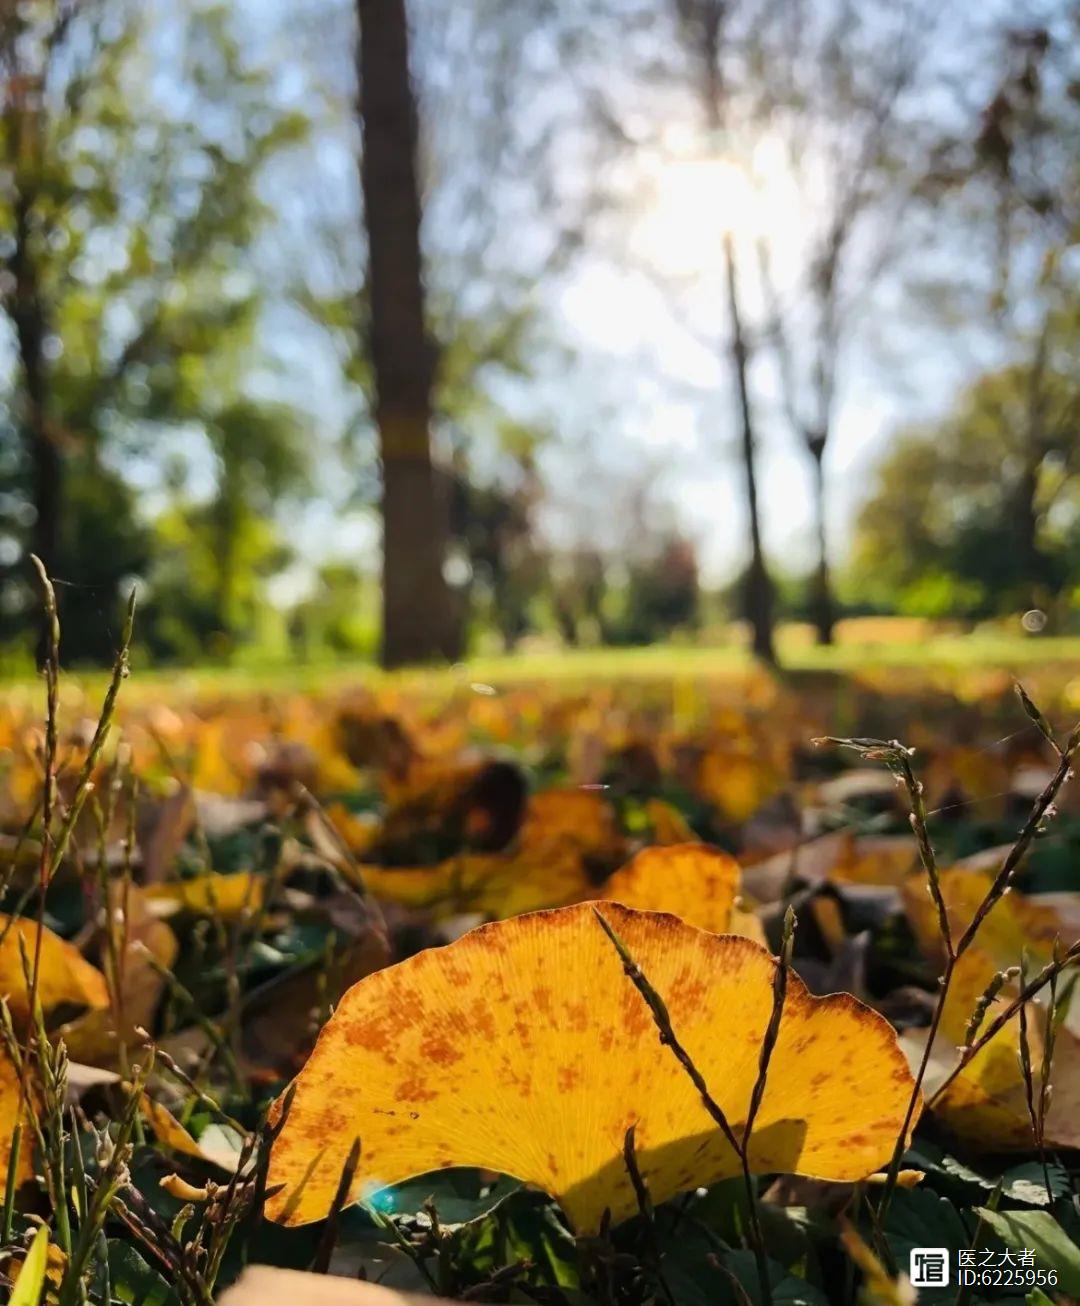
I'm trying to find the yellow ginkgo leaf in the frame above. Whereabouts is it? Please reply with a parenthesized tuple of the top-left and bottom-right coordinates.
(914, 948, 1080, 1151)
(139, 1093, 210, 1161)
(138, 1093, 243, 1170)
(729, 904, 768, 946)
(827, 836, 917, 888)
(599, 843, 739, 934)
(902, 867, 1077, 970)
(0, 915, 109, 1027)
(695, 748, 783, 824)
(143, 871, 266, 920)
(361, 842, 595, 919)
(0, 1042, 34, 1191)
(356, 788, 627, 919)
(519, 788, 626, 865)
(267, 902, 916, 1232)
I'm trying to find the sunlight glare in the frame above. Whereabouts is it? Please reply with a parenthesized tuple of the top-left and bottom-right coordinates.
(631, 139, 803, 285)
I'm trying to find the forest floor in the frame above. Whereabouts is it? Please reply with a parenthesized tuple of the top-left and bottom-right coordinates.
(2, 621, 1080, 1303)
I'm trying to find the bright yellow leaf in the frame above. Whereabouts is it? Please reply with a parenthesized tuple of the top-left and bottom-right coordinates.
(143, 871, 265, 920)
(139, 1093, 242, 1171)
(913, 948, 1080, 1151)
(0, 915, 109, 1027)
(902, 867, 1076, 969)
(696, 748, 782, 824)
(356, 788, 626, 918)
(729, 904, 768, 946)
(0, 1042, 34, 1192)
(267, 902, 916, 1232)
(600, 843, 739, 934)
(827, 836, 917, 888)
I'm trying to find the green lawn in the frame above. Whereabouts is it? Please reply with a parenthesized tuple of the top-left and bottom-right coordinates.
(4, 626, 1078, 705)
(457, 631, 1080, 681)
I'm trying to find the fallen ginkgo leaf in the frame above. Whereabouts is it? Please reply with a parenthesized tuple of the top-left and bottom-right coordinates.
(908, 948, 1080, 1151)
(267, 902, 916, 1232)
(142, 870, 266, 920)
(351, 788, 627, 918)
(599, 843, 740, 935)
(0, 915, 109, 1027)
(902, 867, 1080, 968)
(0, 1041, 34, 1191)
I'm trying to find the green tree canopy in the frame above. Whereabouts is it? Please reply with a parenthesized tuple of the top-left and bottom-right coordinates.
(850, 322, 1080, 622)
(0, 0, 307, 663)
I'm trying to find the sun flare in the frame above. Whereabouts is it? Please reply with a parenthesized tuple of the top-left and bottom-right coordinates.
(631, 139, 805, 282)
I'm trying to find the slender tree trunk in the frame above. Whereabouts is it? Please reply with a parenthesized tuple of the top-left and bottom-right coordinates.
(808, 446, 835, 645)
(5, 32, 61, 660)
(1016, 330, 1049, 604)
(213, 495, 237, 658)
(11, 177, 61, 663)
(356, 0, 455, 668)
(723, 234, 776, 665)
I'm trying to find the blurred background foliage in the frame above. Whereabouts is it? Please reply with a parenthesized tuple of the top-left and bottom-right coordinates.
(0, 0, 1077, 670)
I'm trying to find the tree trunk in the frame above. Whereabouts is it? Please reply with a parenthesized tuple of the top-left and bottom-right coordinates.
(808, 446, 835, 645)
(1016, 330, 1049, 604)
(11, 177, 61, 661)
(723, 235, 776, 666)
(356, 0, 455, 668)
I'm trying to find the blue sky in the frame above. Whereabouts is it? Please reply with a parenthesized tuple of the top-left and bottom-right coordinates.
(215, 0, 1034, 598)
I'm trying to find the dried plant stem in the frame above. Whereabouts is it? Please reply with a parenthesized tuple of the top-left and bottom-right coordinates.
(49, 585, 137, 880)
(928, 943, 1080, 1108)
(817, 710, 1078, 1219)
(58, 1065, 152, 1306)
(136, 945, 246, 1094)
(953, 747, 1075, 956)
(593, 906, 792, 1306)
(1, 1122, 21, 1241)
(24, 557, 60, 1105)
(622, 1124, 675, 1306)
(1034, 965, 1060, 1203)
(137, 1033, 248, 1136)
(296, 785, 388, 928)
(1016, 991, 1050, 1203)
(310, 1136, 361, 1273)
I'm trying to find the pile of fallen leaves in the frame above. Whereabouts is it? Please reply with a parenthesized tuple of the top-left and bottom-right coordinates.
(1, 599, 1080, 1303)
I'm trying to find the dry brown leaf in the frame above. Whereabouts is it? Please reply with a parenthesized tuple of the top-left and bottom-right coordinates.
(57, 887, 178, 1067)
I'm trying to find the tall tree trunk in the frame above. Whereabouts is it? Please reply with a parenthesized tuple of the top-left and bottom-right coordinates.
(808, 444, 835, 645)
(723, 234, 776, 665)
(11, 177, 61, 662)
(1016, 329, 1049, 605)
(212, 492, 237, 659)
(356, 0, 455, 668)
(5, 31, 60, 659)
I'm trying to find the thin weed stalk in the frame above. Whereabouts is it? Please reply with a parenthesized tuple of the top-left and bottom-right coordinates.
(310, 1136, 361, 1273)
(929, 942, 1080, 1108)
(23, 558, 60, 1108)
(816, 694, 1078, 1218)
(593, 905, 796, 1306)
(622, 1124, 675, 1306)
